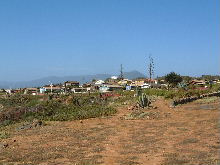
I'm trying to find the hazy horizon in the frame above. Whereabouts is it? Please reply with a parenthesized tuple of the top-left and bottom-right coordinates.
(0, 0, 219, 82)
(0, 70, 219, 83)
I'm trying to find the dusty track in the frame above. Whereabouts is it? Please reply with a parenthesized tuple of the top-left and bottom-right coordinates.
(0, 98, 219, 165)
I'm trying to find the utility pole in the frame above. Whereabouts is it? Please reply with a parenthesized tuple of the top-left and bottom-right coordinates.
(120, 64, 124, 80)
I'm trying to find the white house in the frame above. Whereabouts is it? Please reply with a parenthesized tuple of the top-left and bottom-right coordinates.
(111, 76, 118, 80)
(95, 80, 105, 85)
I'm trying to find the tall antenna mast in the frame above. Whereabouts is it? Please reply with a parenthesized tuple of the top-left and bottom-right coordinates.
(148, 54, 154, 87)
(148, 55, 154, 80)
(120, 64, 124, 80)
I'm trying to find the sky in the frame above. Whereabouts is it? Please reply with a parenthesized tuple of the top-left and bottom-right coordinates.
(0, 0, 219, 81)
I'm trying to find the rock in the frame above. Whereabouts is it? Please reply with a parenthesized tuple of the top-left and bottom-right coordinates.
(16, 124, 32, 131)
(128, 106, 134, 110)
(169, 101, 175, 108)
(4, 143, 8, 148)
(16, 119, 43, 131)
(80, 120, 83, 123)
(32, 119, 43, 127)
(0, 142, 9, 149)
(135, 103, 140, 109)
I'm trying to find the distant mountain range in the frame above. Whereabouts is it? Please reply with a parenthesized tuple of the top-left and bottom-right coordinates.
(0, 70, 145, 89)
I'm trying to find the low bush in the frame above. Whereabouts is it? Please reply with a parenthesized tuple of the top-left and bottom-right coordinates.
(142, 88, 176, 99)
(0, 95, 44, 108)
(0, 95, 117, 125)
(141, 85, 219, 99)
(24, 100, 116, 121)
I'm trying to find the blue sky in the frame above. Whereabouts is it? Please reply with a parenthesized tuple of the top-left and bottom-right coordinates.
(0, 0, 219, 81)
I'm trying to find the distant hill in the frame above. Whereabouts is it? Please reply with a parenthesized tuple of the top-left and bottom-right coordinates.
(0, 70, 145, 89)
(123, 70, 145, 80)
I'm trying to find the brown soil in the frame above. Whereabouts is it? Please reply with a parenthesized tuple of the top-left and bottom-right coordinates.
(0, 98, 219, 165)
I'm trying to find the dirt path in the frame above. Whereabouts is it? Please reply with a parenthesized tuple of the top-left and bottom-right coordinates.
(0, 98, 219, 165)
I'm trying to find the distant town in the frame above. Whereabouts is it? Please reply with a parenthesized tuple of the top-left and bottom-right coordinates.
(1, 74, 220, 95)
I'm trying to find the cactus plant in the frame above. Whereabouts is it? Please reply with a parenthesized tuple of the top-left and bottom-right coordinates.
(138, 93, 150, 108)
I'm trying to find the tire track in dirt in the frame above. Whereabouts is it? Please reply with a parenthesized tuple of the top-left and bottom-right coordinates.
(100, 99, 168, 165)
(100, 107, 133, 164)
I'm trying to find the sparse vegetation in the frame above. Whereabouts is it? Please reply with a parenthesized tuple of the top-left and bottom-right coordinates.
(0, 131, 9, 139)
(142, 84, 220, 99)
(0, 83, 219, 126)
(0, 94, 116, 125)
(0, 95, 219, 164)
(0, 88, 219, 165)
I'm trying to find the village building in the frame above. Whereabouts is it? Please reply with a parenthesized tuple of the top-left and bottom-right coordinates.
(71, 87, 88, 93)
(134, 78, 158, 87)
(118, 79, 132, 86)
(40, 86, 63, 94)
(125, 84, 136, 91)
(95, 80, 105, 85)
(189, 80, 207, 87)
(24, 88, 39, 95)
(64, 81, 80, 87)
(99, 84, 123, 93)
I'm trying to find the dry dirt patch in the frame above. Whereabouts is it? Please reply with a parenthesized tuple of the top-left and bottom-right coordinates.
(0, 98, 219, 165)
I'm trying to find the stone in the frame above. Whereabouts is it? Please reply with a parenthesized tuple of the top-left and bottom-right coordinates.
(128, 106, 135, 110)
(0, 142, 8, 149)
(169, 101, 175, 108)
(32, 119, 43, 127)
(16, 119, 43, 131)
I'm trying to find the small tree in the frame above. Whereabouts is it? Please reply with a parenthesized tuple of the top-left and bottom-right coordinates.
(165, 72, 183, 88)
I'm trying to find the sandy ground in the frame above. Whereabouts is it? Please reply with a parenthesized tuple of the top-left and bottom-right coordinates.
(0, 98, 219, 165)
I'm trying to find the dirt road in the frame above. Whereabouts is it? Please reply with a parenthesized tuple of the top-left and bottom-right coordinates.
(0, 98, 219, 164)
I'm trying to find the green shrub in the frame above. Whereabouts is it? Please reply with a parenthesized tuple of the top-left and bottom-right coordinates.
(0, 95, 43, 107)
(23, 101, 116, 121)
(0, 95, 117, 125)
(141, 88, 176, 99)
(0, 131, 9, 139)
